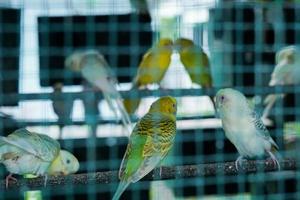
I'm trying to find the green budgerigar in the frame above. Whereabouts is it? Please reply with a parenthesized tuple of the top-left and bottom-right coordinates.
(174, 37, 212, 88)
(112, 96, 177, 200)
(0, 129, 79, 187)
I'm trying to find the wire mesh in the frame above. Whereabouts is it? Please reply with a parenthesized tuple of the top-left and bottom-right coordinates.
(0, 0, 299, 200)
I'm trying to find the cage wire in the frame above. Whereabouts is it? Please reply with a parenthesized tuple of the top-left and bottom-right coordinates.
(0, 0, 299, 199)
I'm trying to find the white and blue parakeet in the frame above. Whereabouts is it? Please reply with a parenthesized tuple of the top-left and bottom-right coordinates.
(263, 46, 300, 121)
(215, 88, 280, 170)
(0, 129, 79, 187)
(65, 50, 132, 137)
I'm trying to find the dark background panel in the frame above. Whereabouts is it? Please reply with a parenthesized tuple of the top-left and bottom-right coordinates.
(0, 8, 20, 106)
(38, 13, 153, 87)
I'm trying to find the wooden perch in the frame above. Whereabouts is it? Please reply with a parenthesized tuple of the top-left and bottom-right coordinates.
(1, 158, 296, 190)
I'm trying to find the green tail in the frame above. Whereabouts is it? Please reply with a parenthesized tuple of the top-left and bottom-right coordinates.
(112, 181, 130, 200)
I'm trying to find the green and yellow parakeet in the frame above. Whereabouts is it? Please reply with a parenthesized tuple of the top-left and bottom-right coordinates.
(122, 38, 173, 115)
(65, 49, 132, 137)
(0, 128, 79, 187)
(132, 38, 173, 89)
(112, 96, 177, 200)
(174, 38, 212, 88)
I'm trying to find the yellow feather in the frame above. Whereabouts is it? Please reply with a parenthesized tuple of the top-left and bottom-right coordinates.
(133, 38, 173, 87)
(47, 153, 66, 176)
(175, 38, 212, 88)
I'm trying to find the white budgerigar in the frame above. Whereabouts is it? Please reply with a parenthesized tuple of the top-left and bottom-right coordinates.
(263, 46, 300, 121)
(65, 50, 132, 136)
(0, 128, 80, 187)
(215, 88, 280, 170)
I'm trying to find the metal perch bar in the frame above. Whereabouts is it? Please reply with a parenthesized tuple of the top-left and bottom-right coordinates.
(0, 85, 299, 105)
(1, 158, 296, 190)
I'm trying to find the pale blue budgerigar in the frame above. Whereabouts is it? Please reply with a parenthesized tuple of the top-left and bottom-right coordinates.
(263, 46, 300, 121)
(51, 82, 73, 138)
(0, 128, 80, 188)
(215, 88, 280, 170)
(65, 50, 132, 136)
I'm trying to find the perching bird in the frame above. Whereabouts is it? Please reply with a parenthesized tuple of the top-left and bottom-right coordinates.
(51, 82, 73, 138)
(112, 96, 177, 200)
(132, 38, 173, 89)
(122, 38, 173, 115)
(65, 50, 132, 136)
(215, 88, 280, 170)
(262, 46, 300, 121)
(0, 128, 79, 187)
(174, 38, 212, 88)
(174, 38, 215, 110)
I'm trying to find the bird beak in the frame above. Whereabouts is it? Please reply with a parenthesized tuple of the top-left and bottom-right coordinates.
(172, 44, 181, 52)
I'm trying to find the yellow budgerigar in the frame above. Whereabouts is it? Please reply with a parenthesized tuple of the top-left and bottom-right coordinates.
(132, 38, 173, 89)
(0, 129, 79, 187)
(174, 37, 212, 88)
(112, 96, 177, 200)
(122, 38, 173, 115)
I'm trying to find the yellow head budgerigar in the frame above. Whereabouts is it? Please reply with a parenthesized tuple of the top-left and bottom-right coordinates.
(112, 96, 177, 200)
(132, 38, 173, 88)
(174, 38, 212, 88)
(0, 129, 79, 187)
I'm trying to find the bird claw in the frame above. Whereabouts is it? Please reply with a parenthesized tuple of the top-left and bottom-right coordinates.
(268, 151, 280, 171)
(235, 156, 245, 171)
(6, 174, 17, 188)
(44, 175, 48, 187)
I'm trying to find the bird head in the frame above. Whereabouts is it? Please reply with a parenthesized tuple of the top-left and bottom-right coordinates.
(149, 96, 177, 115)
(60, 150, 80, 175)
(47, 150, 79, 176)
(215, 88, 248, 115)
(276, 45, 300, 65)
(65, 51, 84, 72)
(174, 38, 194, 51)
(156, 38, 173, 49)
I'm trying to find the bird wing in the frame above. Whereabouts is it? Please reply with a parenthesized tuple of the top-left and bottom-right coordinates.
(180, 46, 212, 87)
(119, 113, 175, 182)
(249, 107, 279, 150)
(0, 129, 60, 162)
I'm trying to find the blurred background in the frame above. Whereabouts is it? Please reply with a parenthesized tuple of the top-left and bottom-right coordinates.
(0, 0, 299, 199)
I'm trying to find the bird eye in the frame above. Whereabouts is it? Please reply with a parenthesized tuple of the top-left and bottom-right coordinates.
(66, 159, 71, 164)
(172, 104, 175, 108)
(219, 95, 226, 104)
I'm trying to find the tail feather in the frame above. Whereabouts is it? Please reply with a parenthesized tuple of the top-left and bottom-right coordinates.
(116, 98, 132, 137)
(112, 181, 130, 200)
(103, 93, 132, 137)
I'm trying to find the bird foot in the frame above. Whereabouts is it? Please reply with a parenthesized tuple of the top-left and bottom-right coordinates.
(6, 174, 17, 188)
(268, 151, 280, 171)
(235, 156, 246, 171)
(44, 175, 48, 187)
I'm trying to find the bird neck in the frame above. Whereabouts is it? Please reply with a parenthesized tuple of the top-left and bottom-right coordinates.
(47, 153, 65, 175)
